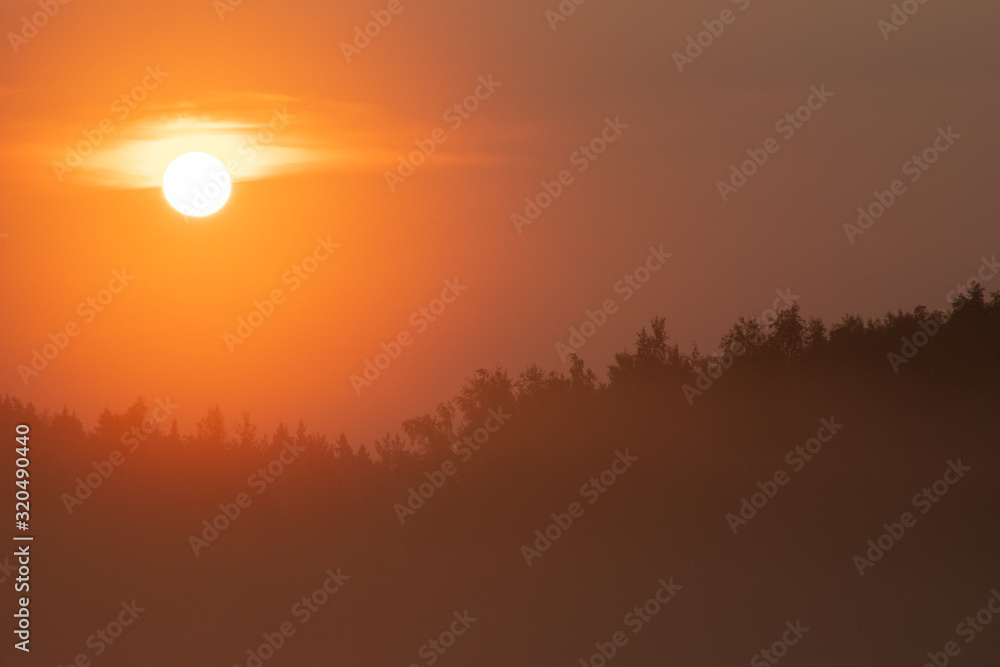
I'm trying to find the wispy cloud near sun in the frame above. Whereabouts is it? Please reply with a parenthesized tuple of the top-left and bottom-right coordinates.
(15, 90, 404, 189)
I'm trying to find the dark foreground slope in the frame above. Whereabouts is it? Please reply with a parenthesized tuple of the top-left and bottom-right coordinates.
(3, 294, 1000, 667)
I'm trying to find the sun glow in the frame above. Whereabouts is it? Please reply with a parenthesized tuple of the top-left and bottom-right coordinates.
(162, 152, 232, 217)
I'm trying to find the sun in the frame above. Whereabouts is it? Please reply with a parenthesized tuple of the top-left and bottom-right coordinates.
(162, 152, 232, 217)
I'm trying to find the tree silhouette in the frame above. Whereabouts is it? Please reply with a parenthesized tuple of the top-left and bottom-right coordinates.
(234, 411, 261, 449)
(3, 285, 997, 481)
(192, 404, 226, 448)
(402, 403, 456, 460)
(769, 304, 806, 362)
(455, 366, 515, 435)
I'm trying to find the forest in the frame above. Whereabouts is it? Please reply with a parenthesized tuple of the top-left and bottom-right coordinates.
(3, 285, 999, 666)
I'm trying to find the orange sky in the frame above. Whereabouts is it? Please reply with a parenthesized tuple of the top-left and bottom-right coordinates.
(1, 0, 998, 441)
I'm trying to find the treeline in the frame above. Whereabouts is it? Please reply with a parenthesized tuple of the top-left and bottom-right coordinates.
(3, 284, 998, 471)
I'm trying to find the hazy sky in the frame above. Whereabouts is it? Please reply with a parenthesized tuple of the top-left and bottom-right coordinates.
(1, 0, 997, 441)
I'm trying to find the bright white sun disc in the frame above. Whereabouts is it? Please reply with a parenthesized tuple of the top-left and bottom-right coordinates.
(162, 152, 232, 217)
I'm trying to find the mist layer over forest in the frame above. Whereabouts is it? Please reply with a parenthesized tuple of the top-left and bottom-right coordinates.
(5, 289, 999, 666)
